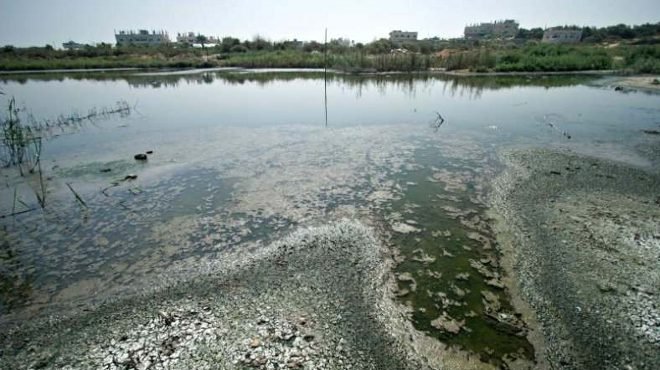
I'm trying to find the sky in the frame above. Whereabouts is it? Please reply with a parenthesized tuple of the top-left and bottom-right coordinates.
(0, 0, 658, 46)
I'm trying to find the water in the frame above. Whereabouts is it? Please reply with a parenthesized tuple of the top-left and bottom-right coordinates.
(1, 69, 658, 366)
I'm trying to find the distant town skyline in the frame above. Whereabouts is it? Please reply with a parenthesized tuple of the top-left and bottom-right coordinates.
(1, 0, 659, 46)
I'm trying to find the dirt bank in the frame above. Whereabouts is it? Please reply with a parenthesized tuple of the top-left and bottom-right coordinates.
(491, 149, 660, 369)
(0, 220, 493, 370)
(594, 75, 660, 93)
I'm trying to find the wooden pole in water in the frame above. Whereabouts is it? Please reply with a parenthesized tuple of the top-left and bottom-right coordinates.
(324, 28, 328, 127)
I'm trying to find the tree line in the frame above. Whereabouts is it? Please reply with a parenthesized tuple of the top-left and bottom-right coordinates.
(1, 22, 658, 59)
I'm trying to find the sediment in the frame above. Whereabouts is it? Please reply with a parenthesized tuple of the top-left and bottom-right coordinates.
(491, 148, 660, 370)
(0, 220, 492, 370)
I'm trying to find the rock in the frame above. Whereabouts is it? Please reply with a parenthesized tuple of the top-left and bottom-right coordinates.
(124, 174, 138, 180)
(100, 168, 112, 173)
(597, 281, 617, 293)
(287, 358, 303, 368)
(134, 153, 148, 161)
(249, 338, 261, 348)
(158, 311, 174, 325)
(614, 86, 624, 91)
(146, 150, 154, 154)
(642, 130, 660, 135)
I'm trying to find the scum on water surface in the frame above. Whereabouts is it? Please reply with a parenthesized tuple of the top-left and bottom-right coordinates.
(1, 70, 659, 369)
(0, 126, 535, 366)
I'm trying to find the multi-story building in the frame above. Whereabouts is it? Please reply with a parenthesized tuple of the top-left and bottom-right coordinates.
(389, 30, 418, 44)
(464, 20, 519, 39)
(115, 30, 170, 46)
(542, 28, 583, 43)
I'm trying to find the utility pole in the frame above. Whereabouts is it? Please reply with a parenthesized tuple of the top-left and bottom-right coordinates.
(324, 28, 328, 127)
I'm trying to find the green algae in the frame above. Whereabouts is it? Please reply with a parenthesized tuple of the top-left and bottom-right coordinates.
(389, 147, 534, 365)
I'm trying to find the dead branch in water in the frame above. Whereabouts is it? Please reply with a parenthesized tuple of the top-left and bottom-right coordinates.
(0, 208, 37, 219)
(431, 111, 446, 132)
(66, 182, 88, 208)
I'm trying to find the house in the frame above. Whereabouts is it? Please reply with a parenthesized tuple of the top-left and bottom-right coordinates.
(542, 28, 583, 43)
(115, 30, 170, 46)
(389, 30, 418, 44)
(62, 41, 85, 50)
(464, 20, 519, 39)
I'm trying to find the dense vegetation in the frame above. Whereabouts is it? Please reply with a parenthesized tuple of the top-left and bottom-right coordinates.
(512, 23, 660, 42)
(1, 22, 658, 73)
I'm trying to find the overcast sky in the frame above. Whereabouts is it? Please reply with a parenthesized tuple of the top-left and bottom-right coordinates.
(1, 0, 658, 46)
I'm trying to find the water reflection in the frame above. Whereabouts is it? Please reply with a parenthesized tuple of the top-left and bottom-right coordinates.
(1, 69, 596, 100)
(0, 69, 657, 367)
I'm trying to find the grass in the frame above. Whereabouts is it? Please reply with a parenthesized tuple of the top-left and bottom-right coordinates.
(441, 43, 660, 73)
(1, 97, 133, 210)
(215, 50, 438, 72)
(1, 43, 658, 73)
(0, 97, 40, 171)
(0, 55, 212, 71)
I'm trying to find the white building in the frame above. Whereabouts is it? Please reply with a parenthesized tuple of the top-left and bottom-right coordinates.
(542, 28, 583, 44)
(62, 41, 85, 50)
(115, 30, 170, 46)
(389, 30, 418, 44)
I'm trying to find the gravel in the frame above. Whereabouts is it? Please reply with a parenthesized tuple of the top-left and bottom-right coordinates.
(0, 221, 436, 370)
(491, 148, 660, 370)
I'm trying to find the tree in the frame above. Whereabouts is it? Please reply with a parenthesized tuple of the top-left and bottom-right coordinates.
(365, 39, 393, 54)
(221, 37, 240, 53)
(251, 35, 271, 51)
(605, 24, 635, 39)
(196, 35, 209, 58)
(303, 41, 323, 52)
(230, 44, 248, 53)
(516, 27, 544, 40)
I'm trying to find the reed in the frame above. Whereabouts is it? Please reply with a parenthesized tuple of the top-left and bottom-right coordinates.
(66, 183, 88, 208)
(1, 97, 132, 211)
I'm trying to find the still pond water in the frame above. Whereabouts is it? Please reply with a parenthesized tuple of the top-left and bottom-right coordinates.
(1, 69, 658, 364)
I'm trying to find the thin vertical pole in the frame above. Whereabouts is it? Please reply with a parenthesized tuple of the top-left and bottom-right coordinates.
(324, 28, 328, 127)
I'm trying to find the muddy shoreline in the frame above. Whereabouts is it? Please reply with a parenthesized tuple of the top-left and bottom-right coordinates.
(491, 149, 660, 369)
(1, 148, 658, 369)
(0, 220, 496, 370)
(0, 65, 621, 77)
(591, 75, 660, 93)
